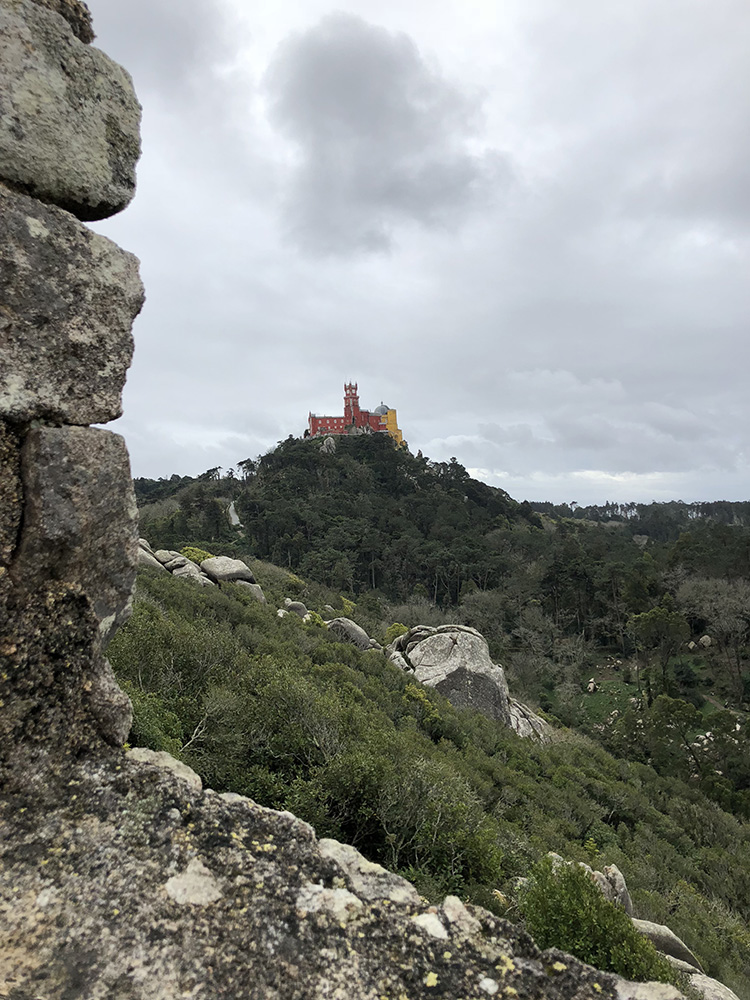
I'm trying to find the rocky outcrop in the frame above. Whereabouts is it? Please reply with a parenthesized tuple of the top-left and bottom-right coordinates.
(0, 186, 143, 423)
(0, 748, 685, 1000)
(137, 540, 269, 596)
(387, 624, 550, 740)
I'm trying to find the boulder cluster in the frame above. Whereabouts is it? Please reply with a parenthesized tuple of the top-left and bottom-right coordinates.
(137, 547, 547, 744)
(282, 608, 549, 740)
(0, 3, 692, 997)
(138, 539, 266, 602)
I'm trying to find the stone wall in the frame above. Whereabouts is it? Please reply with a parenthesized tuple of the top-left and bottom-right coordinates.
(0, 0, 143, 766)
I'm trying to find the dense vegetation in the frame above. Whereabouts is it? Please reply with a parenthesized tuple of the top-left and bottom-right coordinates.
(136, 437, 750, 775)
(110, 567, 750, 994)
(519, 858, 677, 984)
(124, 435, 750, 991)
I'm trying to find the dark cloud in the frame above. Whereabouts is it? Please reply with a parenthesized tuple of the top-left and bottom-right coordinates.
(264, 13, 508, 254)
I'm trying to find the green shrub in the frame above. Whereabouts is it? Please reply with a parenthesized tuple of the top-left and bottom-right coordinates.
(180, 545, 214, 564)
(384, 622, 409, 644)
(121, 682, 183, 756)
(519, 857, 680, 985)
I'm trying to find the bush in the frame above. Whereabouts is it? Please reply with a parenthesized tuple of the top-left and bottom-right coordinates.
(304, 611, 328, 630)
(121, 682, 183, 755)
(180, 546, 214, 564)
(384, 622, 409, 644)
(519, 857, 680, 985)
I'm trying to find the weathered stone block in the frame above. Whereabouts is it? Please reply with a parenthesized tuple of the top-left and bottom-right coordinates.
(0, 185, 144, 424)
(200, 556, 257, 584)
(0, 420, 22, 568)
(11, 426, 138, 644)
(326, 616, 372, 649)
(0, 0, 140, 219)
(29, 0, 94, 43)
(0, 582, 127, 755)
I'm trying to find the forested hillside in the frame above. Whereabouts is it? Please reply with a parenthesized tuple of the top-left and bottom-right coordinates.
(136, 435, 750, 721)
(125, 434, 750, 993)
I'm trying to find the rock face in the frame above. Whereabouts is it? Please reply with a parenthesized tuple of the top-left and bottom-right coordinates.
(11, 425, 138, 643)
(0, 749, 683, 1000)
(31, 0, 95, 43)
(389, 625, 511, 723)
(387, 624, 549, 740)
(508, 696, 553, 740)
(0, 0, 140, 759)
(0, 0, 141, 219)
(0, 420, 22, 566)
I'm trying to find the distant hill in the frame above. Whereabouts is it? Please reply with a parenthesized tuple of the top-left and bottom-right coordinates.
(136, 434, 539, 602)
(135, 434, 750, 726)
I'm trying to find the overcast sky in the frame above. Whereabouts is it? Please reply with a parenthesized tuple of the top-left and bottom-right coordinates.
(88, 0, 750, 505)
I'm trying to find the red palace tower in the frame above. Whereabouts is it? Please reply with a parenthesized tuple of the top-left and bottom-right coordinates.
(307, 383, 403, 444)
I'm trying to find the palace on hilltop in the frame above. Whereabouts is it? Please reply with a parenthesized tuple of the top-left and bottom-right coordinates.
(307, 383, 403, 445)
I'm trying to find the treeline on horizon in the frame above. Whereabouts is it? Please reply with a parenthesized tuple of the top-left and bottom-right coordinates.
(135, 434, 750, 614)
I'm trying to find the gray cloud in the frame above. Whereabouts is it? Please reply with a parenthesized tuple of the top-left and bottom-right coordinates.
(84, 0, 750, 504)
(88, 0, 232, 99)
(264, 13, 508, 254)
